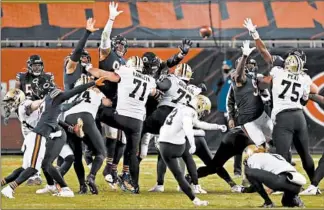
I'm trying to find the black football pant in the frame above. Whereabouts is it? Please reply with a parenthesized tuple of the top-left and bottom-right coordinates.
(272, 110, 314, 181)
(99, 107, 143, 188)
(157, 136, 212, 185)
(312, 150, 324, 186)
(66, 112, 106, 182)
(42, 126, 68, 188)
(244, 167, 302, 204)
(159, 142, 196, 201)
(197, 128, 253, 187)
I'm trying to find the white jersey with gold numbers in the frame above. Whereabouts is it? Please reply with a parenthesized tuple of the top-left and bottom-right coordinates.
(158, 74, 193, 108)
(270, 67, 312, 121)
(64, 87, 105, 120)
(116, 66, 156, 121)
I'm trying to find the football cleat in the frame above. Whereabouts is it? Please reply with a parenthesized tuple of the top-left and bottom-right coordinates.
(260, 202, 275, 208)
(177, 185, 182, 192)
(26, 175, 42, 186)
(78, 184, 88, 194)
(52, 187, 74, 197)
(192, 185, 207, 194)
(299, 185, 321, 195)
(1, 186, 14, 199)
(148, 184, 164, 192)
(185, 174, 192, 184)
(117, 173, 135, 192)
(233, 173, 241, 178)
(231, 185, 244, 193)
(104, 171, 118, 190)
(192, 197, 209, 206)
(36, 185, 57, 194)
(281, 193, 305, 208)
(86, 174, 98, 195)
(74, 118, 84, 138)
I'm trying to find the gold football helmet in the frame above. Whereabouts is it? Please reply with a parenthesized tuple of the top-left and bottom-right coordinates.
(191, 95, 211, 118)
(126, 56, 144, 72)
(284, 55, 304, 74)
(3, 89, 26, 123)
(174, 63, 192, 82)
(242, 144, 267, 161)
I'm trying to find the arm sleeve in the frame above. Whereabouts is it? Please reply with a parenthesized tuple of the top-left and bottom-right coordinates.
(182, 115, 196, 148)
(166, 53, 183, 68)
(100, 19, 114, 50)
(70, 30, 92, 62)
(309, 94, 324, 106)
(54, 81, 95, 104)
(58, 120, 74, 134)
(193, 118, 223, 130)
(156, 78, 171, 91)
(226, 85, 236, 120)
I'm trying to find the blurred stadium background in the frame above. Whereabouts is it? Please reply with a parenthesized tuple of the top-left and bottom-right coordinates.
(1, 0, 324, 155)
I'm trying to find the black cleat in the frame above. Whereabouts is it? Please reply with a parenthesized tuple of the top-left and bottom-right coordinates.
(78, 184, 88, 194)
(117, 173, 134, 192)
(282, 194, 305, 208)
(86, 174, 98, 195)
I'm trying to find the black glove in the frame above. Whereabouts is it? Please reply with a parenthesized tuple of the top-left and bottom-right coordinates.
(198, 83, 207, 92)
(179, 39, 193, 56)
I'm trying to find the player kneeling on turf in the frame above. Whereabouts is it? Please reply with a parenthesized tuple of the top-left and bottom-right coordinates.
(242, 145, 306, 208)
(157, 95, 226, 206)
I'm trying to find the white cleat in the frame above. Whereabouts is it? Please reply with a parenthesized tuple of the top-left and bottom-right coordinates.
(148, 184, 164, 192)
(1, 186, 14, 199)
(177, 185, 182, 192)
(52, 187, 74, 197)
(299, 185, 321, 195)
(193, 197, 209, 206)
(271, 191, 283, 195)
(36, 185, 57, 194)
(192, 185, 207, 194)
(231, 185, 243, 193)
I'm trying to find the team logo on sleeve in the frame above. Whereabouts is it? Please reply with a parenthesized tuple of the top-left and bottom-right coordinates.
(303, 72, 324, 127)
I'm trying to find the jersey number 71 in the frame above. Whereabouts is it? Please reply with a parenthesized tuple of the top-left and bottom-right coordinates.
(129, 78, 147, 101)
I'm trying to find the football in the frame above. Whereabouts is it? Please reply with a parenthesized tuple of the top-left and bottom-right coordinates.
(199, 26, 212, 39)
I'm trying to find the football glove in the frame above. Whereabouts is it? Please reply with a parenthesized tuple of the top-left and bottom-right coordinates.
(109, 1, 123, 20)
(179, 39, 193, 56)
(243, 18, 260, 40)
(241, 40, 256, 57)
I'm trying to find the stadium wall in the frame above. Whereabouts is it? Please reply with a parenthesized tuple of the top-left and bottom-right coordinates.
(1, 48, 324, 154)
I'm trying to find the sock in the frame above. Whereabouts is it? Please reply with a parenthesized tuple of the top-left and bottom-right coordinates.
(1, 179, 7, 186)
(122, 165, 129, 174)
(112, 164, 117, 172)
(3, 167, 24, 186)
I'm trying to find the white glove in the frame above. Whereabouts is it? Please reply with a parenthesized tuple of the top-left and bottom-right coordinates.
(189, 145, 196, 154)
(241, 40, 256, 57)
(109, 2, 123, 20)
(302, 85, 310, 101)
(243, 18, 259, 40)
(219, 125, 227, 133)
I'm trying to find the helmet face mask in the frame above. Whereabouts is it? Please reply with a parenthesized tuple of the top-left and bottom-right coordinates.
(3, 89, 26, 120)
(142, 52, 161, 77)
(112, 35, 128, 57)
(284, 55, 303, 74)
(80, 50, 91, 65)
(27, 55, 44, 76)
(193, 95, 211, 119)
(174, 63, 193, 82)
(126, 56, 144, 73)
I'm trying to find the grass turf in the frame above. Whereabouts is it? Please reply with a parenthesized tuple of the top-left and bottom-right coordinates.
(1, 155, 324, 209)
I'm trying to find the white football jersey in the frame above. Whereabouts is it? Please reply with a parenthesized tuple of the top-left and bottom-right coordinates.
(187, 84, 202, 96)
(64, 87, 105, 119)
(18, 100, 42, 138)
(158, 105, 197, 145)
(158, 74, 193, 108)
(270, 67, 312, 120)
(116, 66, 156, 121)
(247, 153, 296, 175)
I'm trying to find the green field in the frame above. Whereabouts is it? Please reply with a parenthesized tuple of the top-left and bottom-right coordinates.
(1, 155, 324, 209)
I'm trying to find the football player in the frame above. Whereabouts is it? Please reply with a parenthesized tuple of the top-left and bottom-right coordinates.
(98, 2, 128, 181)
(98, 56, 158, 193)
(242, 145, 305, 208)
(15, 58, 54, 186)
(157, 95, 225, 206)
(1, 89, 44, 198)
(260, 55, 315, 183)
(230, 40, 273, 147)
(63, 75, 112, 194)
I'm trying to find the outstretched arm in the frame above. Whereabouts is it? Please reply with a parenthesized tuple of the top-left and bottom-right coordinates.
(243, 18, 272, 65)
(99, 2, 123, 60)
(164, 39, 193, 68)
(66, 18, 98, 75)
(84, 64, 120, 82)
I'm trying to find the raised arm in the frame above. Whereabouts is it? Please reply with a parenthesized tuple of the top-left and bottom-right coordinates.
(84, 64, 120, 82)
(164, 39, 193, 68)
(233, 40, 255, 84)
(243, 18, 272, 65)
(66, 18, 98, 75)
(99, 2, 123, 60)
